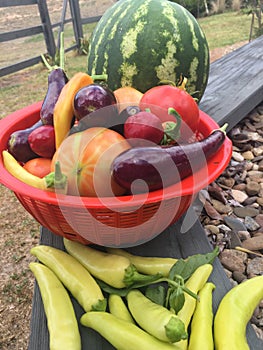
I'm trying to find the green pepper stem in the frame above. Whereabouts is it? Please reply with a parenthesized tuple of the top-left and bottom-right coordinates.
(159, 107, 182, 145)
(155, 277, 199, 301)
(123, 264, 163, 288)
(123, 265, 199, 301)
(44, 161, 68, 193)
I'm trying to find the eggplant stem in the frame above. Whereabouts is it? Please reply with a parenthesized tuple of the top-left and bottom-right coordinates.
(59, 32, 65, 70)
(41, 54, 54, 71)
(220, 123, 228, 133)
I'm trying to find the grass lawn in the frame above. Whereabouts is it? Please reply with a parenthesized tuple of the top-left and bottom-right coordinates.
(198, 11, 252, 49)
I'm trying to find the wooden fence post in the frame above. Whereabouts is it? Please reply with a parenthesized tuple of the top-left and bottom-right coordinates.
(36, 0, 56, 59)
(69, 0, 83, 51)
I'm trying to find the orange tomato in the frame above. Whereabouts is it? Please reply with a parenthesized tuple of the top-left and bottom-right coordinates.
(114, 86, 143, 113)
(51, 127, 131, 197)
(23, 158, 52, 178)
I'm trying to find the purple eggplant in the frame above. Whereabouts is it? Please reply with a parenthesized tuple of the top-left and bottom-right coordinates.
(40, 67, 68, 125)
(7, 120, 43, 163)
(112, 124, 228, 193)
(73, 83, 117, 122)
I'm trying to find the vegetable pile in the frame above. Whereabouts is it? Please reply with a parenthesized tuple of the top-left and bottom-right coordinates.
(29, 242, 263, 350)
(2, 57, 227, 197)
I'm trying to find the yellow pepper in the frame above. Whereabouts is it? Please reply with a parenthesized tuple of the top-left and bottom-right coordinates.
(30, 245, 106, 312)
(188, 282, 215, 350)
(108, 294, 135, 324)
(29, 262, 81, 350)
(176, 263, 213, 350)
(107, 247, 178, 276)
(53, 72, 94, 149)
(80, 311, 182, 350)
(126, 289, 188, 343)
(2, 150, 67, 193)
(214, 275, 263, 350)
(64, 238, 132, 289)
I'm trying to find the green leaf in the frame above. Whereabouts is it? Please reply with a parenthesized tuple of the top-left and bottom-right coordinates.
(145, 285, 166, 306)
(169, 247, 220, 282)
(168, 286, 185, 313)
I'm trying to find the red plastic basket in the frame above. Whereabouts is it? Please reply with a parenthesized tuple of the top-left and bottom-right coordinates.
(0, 102, 232, 247)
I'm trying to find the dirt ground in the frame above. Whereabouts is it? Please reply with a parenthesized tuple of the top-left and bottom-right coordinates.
(0, 2, 249, 349)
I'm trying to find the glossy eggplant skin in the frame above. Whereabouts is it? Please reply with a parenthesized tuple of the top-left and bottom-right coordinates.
(112, 129, 226, 193)
(7, 120, 43, 163)
(40, 68, 68, 125)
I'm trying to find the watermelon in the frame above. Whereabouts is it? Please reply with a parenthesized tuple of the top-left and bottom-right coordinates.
(87, 0, 210, 101)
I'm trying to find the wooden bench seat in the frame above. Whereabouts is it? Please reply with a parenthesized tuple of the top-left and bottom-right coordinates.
(28, 35, 263, 350)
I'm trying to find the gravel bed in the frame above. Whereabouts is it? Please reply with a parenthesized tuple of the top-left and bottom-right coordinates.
(195, 101, 263, 340)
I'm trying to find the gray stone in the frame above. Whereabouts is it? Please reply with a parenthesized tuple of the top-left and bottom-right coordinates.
(204, 224, 220, 235)
(238, 230, 251, 240)
(233, 183, 246, 191)
(242, 234, 263, 250)
(243, 196, 258, 205)
(232, 151, 244, 162)
(247, 257, 263, 277)
(233, 206, 260, 218)
(229, 230, 242, 248)
(253, 147, 263, 157)
(255, 214, 263, 228)
(247, 170, 263, 181)
(224, 216, 247, 231)
(242, 150, 254, 160)
(220, 177, 235, 188)
(246, 181, 261, 196)
(244, 216, 261, 231)
(219, 249, 247, 273)
(232, 270, 247, 283)
(231, 189, 248, 203)
(211, 199, 232, 214)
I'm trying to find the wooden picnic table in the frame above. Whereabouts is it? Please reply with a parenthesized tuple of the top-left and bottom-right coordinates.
(28, 35, 263, 350)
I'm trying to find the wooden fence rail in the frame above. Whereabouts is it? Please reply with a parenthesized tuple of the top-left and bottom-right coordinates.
(0, 0, 110, 77)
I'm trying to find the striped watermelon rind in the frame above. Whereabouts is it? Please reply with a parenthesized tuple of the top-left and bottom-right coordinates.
(87, 0, 210, 101)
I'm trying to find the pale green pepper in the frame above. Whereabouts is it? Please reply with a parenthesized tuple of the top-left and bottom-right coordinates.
(29, 262, 81, 350)
(188, 282, 215, 350)
(214, 275, 263, 350)
(107, 247, 178, 276)
(108, 294, 135, 323)
(126, 289, 188, 343)
(81, 311, 182, 350)
(176, 264, 213, 350)
(30, 245, 106, 312)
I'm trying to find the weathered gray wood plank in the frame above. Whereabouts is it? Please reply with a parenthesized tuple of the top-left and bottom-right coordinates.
(199, 35, 263, 129)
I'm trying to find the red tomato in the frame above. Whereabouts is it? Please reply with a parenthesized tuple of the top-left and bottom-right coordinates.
(51, 127, 131, 197)
(23, 158, 52, 178)
(139, 85, 200, 141)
